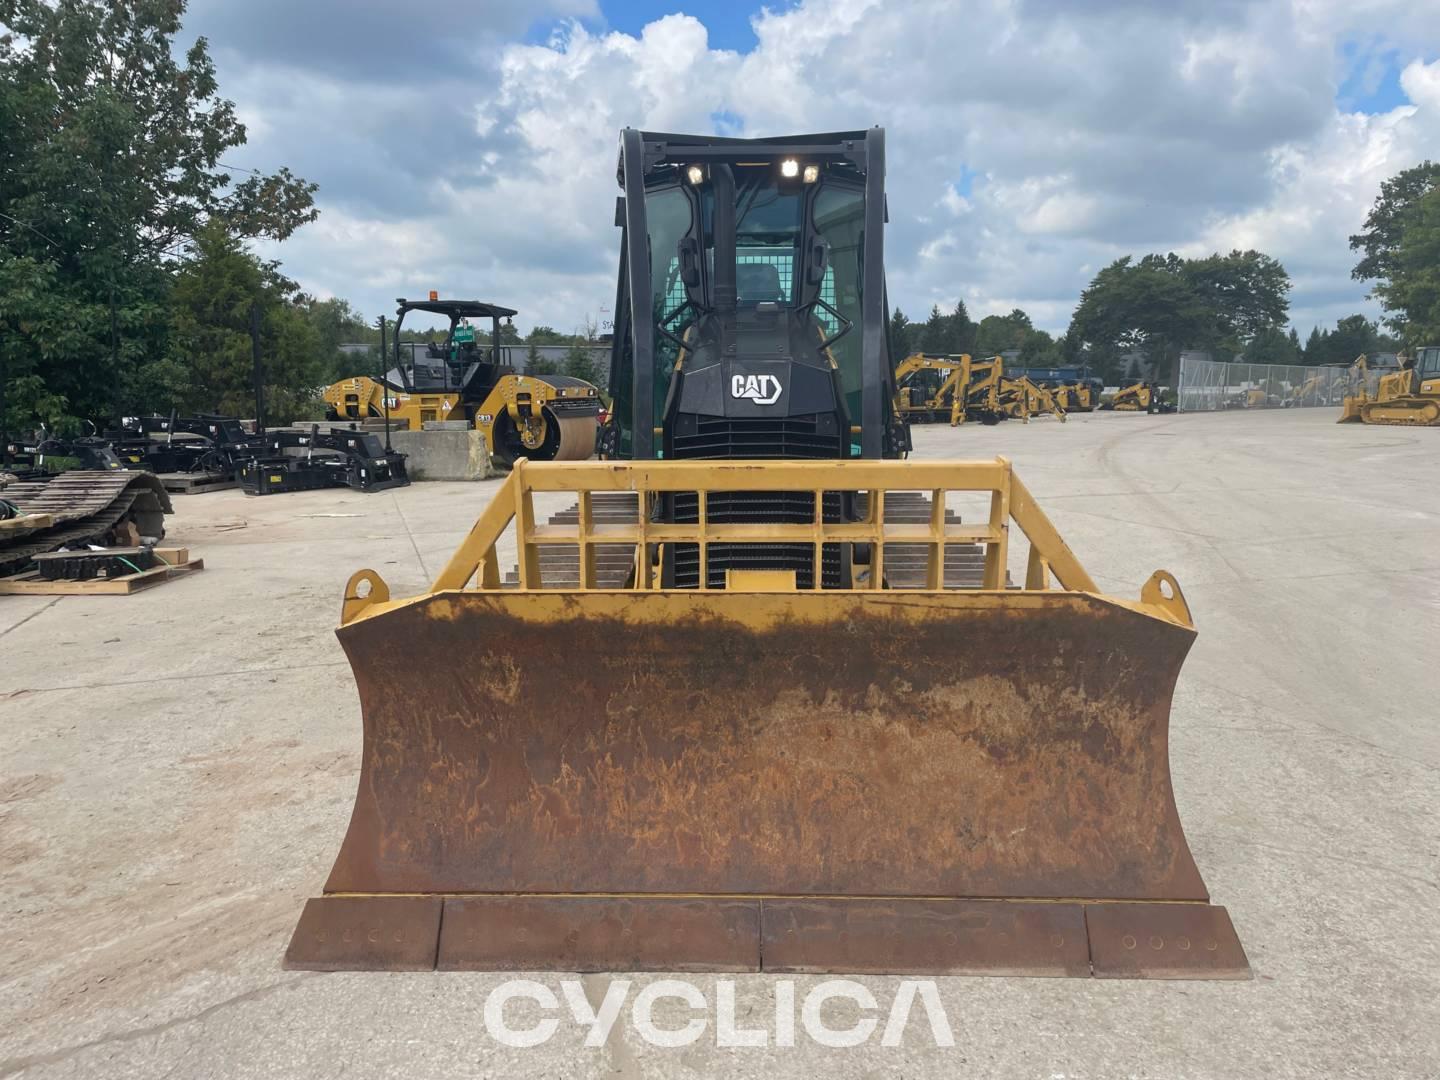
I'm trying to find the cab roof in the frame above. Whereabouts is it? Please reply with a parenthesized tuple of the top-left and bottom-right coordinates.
(395, 299, 518, 320)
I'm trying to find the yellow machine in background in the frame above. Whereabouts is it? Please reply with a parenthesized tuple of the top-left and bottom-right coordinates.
(1105, 381, 1175, 414)
(1339, 349, 1440, 426)
(998, 375, 1067, 423)
(893, 353, 972, 425)
(324, 297, 601, 464)
(962, 355, 1007, 423)
(1057, 382, 1099, 411)
(892, 353, 1021, 425)
(1288, 369, 1345, 407)
(894, 353, 1069, 426)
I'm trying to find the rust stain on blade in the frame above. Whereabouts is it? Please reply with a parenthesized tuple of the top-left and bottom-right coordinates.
(324, 590, 1206, 905)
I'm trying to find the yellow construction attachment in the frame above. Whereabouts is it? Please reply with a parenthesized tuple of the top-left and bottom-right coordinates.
(287, 457, 1247, 979)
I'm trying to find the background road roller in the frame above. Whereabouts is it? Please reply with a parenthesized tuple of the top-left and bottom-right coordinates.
(323, 297, 601, 464)
(287, 128, 1248, 980)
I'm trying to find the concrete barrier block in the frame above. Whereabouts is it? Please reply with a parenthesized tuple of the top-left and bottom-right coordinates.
(388, 429, 496, 481)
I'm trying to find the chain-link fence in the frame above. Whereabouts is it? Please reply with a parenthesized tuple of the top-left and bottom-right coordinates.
(1176, 356, 1365, 412)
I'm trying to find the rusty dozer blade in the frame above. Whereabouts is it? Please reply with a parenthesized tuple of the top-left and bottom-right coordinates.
(286, 458, 1248, 980)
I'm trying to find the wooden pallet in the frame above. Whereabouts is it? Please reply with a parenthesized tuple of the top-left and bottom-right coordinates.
(0, 546, 204, 596)
(157, 471, 238, 494)
(0, 512, 55, 534)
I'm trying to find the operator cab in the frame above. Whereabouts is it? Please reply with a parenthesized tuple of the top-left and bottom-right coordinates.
(605, 129, 908, 463)
(389, 297, 518, 397)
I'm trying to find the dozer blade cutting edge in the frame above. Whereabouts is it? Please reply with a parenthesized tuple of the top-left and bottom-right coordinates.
(286, 458, 1249, 980)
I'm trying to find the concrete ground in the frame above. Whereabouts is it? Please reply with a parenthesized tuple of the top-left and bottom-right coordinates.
(2, 406, 1437, 1079)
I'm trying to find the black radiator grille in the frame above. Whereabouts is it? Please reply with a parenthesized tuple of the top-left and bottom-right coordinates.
(670, 415, 841, 460)
(670, 542, 845, 589)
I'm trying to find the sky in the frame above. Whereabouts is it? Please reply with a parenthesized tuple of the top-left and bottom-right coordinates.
(180, 0, 1440, 339)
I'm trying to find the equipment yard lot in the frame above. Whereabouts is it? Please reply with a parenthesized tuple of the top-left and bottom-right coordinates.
(2, 408, 1437, 1079)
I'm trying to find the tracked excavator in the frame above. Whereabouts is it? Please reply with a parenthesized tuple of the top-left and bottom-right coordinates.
(1339, 349, 1440, 426)
(286, 128, 1248, 979)
(322, 297, 601, 464)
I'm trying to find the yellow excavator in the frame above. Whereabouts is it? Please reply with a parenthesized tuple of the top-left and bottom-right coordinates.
(961, 355, 1007, 423)
(285, 127, 1247, 980)
(323, 296, 601, 464)
(1338, 349, 1440, 425)
(892, 353, 1020, 425)
(893, 352, 971, 425)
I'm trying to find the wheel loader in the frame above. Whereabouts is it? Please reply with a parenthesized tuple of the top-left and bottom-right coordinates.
(322, 296, 601, 464)
(1338, 348, 1440, 426)
(286, 128, 1248, 979)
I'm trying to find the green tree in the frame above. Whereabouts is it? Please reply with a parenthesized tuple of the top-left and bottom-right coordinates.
(165, 223, 326, 422)
(946, 300, 976, 354)
(1324, 314, 1382, 363)
(298, 297, 373, 383)
(1184, 250, 1291, 352)
(480, 319, 521, 345)
(1066, 255, 1208, 380)
(918, 305, 948, 353)
(1350, 161, 1440, 287)
(525, 324, 571, 345)
(975, 309, 1033, 355)
(525, 341, 560, 376)
(1066, 251, 1290, 381)
(1019, 327, 1059, 366)
(1243, 326, 1298, 365)
(558, 317, 605, 389)
(1370, 186, 1440, 344)
(0, 0, 316, 431)
(888, 307, 914, 359)
(917, 301, 975, 355)
(562, 344, 603, 388)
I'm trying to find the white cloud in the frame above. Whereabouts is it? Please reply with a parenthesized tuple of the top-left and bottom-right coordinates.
(208, 0, 1440, 337)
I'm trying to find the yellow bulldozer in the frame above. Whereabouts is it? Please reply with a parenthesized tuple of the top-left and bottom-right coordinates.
(322, 296, 601, 464)
(286, 128, 1247, 980)
(1338, 349, 1440, 426)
